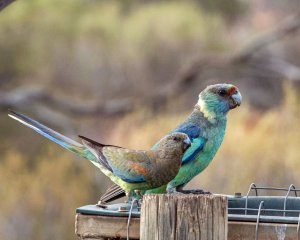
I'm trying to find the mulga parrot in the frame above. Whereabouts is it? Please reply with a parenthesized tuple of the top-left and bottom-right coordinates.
(8, 110, 191, 198)
(100, 83, 242, 203)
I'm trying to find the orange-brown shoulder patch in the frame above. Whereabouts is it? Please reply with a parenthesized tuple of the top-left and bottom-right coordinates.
(131, 163, 149, 176)
(228, 86, 238, 96)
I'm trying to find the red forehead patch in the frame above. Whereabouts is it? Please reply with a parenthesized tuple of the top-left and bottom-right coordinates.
(227, 86, 238, 96)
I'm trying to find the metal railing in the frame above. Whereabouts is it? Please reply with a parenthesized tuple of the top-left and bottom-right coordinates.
(228, 183, 300, 240)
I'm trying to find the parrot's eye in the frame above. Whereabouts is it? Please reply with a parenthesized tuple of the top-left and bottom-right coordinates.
(173, 136, 180, 142)
(218, 89, 227, 97)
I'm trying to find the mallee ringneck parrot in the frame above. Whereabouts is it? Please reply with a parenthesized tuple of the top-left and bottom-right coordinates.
(100, 83, 242, 203)
(8, 110, 191, 197)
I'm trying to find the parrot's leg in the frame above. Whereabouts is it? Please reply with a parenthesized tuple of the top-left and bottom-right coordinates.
(124, 191, 132, 203)
(133, 190, 144, 209)
(134, 190, 141, 197)
(125, 191, 140, 203)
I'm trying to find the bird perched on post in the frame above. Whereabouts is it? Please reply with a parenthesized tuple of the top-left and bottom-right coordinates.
(8, 110, 191, 198)
(100, 83, 242, 203)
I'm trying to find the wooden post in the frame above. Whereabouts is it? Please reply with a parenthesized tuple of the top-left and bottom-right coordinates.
(140, 194, 227, 240)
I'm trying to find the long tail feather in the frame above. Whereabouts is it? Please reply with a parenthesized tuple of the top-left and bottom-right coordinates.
(8, 110, 92, 159)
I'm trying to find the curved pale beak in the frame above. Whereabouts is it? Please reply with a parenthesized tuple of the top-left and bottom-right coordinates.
(229, 91, 242, 109)
(183, 137, 192, 151)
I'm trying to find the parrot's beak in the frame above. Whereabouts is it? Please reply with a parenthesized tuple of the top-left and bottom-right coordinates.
(229, 91, 242, 109)
(183, 137, 191, 151)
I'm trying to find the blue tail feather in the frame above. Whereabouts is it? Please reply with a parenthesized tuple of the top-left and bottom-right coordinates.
(8, 110, 89, 158)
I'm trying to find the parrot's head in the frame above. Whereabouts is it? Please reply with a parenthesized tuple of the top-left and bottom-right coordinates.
(159, 132, 191, 154)
(197, 83, 242, 118)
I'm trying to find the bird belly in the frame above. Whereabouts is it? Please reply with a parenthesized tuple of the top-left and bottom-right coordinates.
(91, 160, 174, 193)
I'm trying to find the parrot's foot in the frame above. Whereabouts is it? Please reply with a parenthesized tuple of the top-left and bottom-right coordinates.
(136, 199, 142, 210)
(167, 187, 211, 195)
(134, 190, 142, 198)
(124, 196, 142, 210)
(167, 188, 184, 195)
(178, 189, 212, 195)
(132, 194, 143, 210)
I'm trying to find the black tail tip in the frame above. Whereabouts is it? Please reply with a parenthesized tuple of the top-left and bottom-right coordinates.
(8, 109, 21, 118)
(8, 109, 16, 116)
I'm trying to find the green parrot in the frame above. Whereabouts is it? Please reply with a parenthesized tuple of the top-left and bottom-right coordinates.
(8, 110, 191, 198)
(100, 83, 242, 203)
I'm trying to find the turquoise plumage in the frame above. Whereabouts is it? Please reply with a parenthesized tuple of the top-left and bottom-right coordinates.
(100, 83, 242, 202)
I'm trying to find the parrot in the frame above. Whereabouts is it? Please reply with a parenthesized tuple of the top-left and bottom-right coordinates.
(99, 83, 242, 203)
(8, 110, 191, 198)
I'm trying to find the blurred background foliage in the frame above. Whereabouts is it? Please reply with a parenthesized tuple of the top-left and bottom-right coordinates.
(1, 0, 300, 239)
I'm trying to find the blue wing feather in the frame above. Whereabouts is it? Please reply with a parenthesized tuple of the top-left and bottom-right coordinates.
(181, 138, 206, 164)
(174, 124, 201, 139)
(173, 124, 206, 165)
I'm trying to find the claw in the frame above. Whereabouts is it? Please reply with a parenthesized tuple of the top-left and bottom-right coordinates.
(179, 189, 212, 194)
(167, 188, 184, 195)
(168, 187, 211, 195)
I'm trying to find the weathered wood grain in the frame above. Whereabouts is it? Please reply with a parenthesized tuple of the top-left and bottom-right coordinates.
(75, 214, 140, 239)
(140, 194, 228, 240)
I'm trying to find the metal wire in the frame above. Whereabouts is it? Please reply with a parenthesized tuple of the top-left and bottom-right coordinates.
(297, 213, 300, 240)
(229, 207, 300, 214)
(255, 201, 264, 240)
(246, 183, 300, 193)
(244, 183, 300, 217)
(127, 199, 138, 240)
(247, 183, 258, 196)
(250, 187, 300, 192)
(245, 183, 257, 214)
(283, 184, 297, 217)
